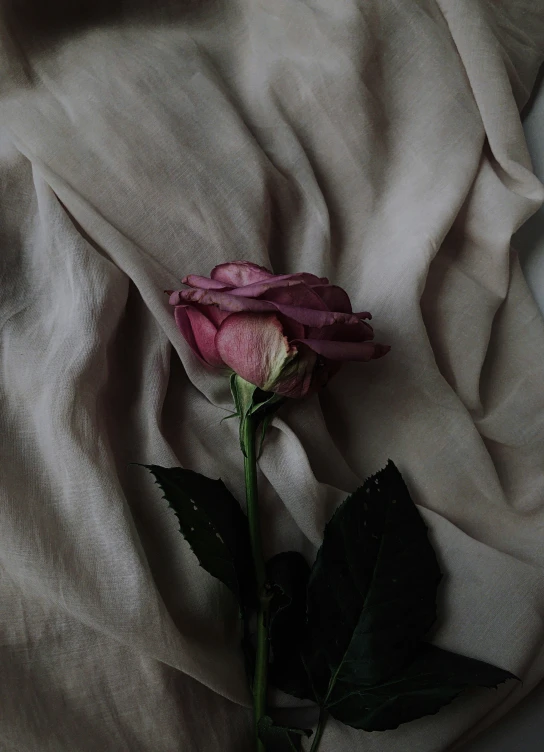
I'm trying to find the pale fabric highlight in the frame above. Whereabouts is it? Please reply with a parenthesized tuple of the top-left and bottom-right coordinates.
(1, 1, 544, 750)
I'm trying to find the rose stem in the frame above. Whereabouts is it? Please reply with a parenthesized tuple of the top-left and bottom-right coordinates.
(309, 709, 329, 752)
(242, 413, 268, 752)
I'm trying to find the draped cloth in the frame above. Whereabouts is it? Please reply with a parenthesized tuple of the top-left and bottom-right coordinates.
(1, 1, 544, 749)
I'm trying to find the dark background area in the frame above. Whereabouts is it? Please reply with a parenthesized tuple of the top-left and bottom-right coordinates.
(1, 0, 203, 44)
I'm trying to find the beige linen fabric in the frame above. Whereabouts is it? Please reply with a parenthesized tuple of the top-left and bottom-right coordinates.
(1, 1, 544, 750)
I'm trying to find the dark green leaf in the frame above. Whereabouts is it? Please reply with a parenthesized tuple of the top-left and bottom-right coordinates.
(258, 716, 311, 752)
(326, 643, 517, 731)
(143, 465, 256, 608)
(266, 552, 312, 699)
(304, 460, 442, 705)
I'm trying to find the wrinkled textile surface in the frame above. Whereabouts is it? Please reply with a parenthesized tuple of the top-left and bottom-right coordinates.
(1, 1, 544, 750)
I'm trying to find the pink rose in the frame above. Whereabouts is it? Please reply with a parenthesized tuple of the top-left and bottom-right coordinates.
(168, 261, 389, 398)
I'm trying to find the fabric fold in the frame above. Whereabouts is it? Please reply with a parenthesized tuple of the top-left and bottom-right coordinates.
(1, 1, 544, 750)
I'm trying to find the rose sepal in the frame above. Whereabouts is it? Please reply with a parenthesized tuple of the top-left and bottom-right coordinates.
(230, 373, 286, 457)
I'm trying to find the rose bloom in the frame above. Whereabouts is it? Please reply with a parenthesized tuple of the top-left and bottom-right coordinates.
(168, 261, 389, 398)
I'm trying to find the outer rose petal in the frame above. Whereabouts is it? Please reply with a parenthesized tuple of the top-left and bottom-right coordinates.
(174, 306, 202, 360)
(200, 305, 231, 327)
(215, 312, 316, 397)
(297, 339, 391, 361)
(170, 287, 362, 327)
(228, 275, 330, 302)
(307, 320, 375, 342)
(210, 262, 330, 288)
(182, 275, 232, 291)
(211, 261, 275, 287)
(174, 305, 225, 367)
(261, 282, 330, 311)
(215, 312, 292, 390)
(273, 361, 316, 397)
(186, 307, 226, 366)
(276, 314, 306, 341)
(312, 285, 353, 313)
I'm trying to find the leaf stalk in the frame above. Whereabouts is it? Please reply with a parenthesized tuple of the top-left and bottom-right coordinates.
(308, 709, 328, 752)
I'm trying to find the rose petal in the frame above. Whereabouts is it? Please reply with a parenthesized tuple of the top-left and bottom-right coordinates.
(253, 281, 329, 311)
(186, 307, 226, 367)
(276, 314, 305, 341)
(169, 290, 187, 306)
(172, 287, 363, 328)
(272, 348, 317, 398)
(215, 312, 296, 391)
(373, 344, 391, 358)
(272, 303, 361, 327)
(312, 285, 353, 313)
(173, 305, 225, 367)
(194, 303, 231, 328)
(227, 275, 330, 300)
(307, 320, 375, 342)
(182, 275, 232, 291)
(174, 306, 206, 362)
(297, 339, 390, 361)
(209, 261, 330, 289)
(211, 261, 275, 287)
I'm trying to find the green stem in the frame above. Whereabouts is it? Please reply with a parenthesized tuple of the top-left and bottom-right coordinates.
(309, 709, 328, 752)
(242, 415, 268, 752)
